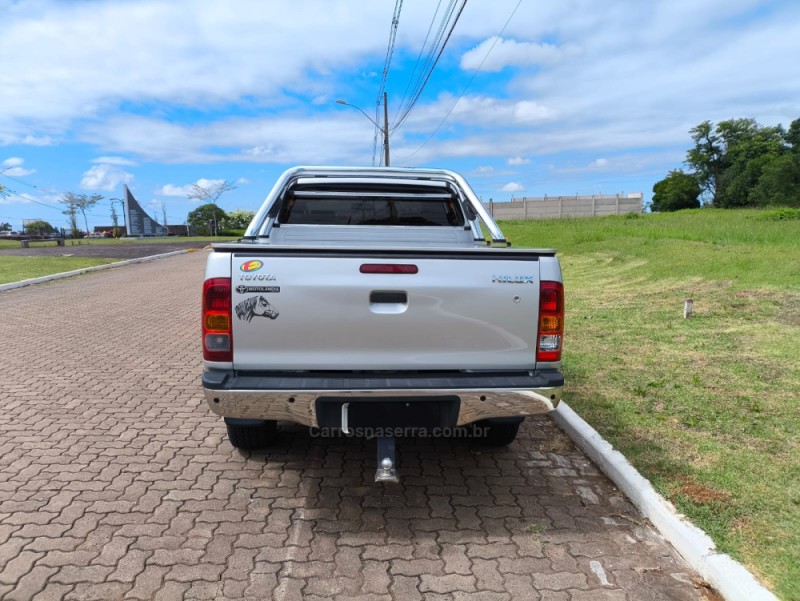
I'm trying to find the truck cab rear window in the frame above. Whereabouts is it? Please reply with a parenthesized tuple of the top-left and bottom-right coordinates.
(278, 193, 465, 227)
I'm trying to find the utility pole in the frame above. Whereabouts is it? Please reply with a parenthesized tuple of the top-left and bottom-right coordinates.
(383, 92, 390, 167)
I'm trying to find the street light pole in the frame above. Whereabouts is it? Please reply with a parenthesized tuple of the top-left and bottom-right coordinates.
(336, 96, 391, 166)
(110, 197, 126, 237)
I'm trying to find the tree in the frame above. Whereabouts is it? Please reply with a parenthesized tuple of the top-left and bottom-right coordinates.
(685, 118, 791, 207)
(0, 183, 8, 199)
(187, 180, 237, 205)
(714, 119, 785, 208)
(750, 153, 800, 207)
(25, 220, 55, 236)
(786, 118, 800, 152)
(188, 203, 227, 236)
(651, 170, 701, 212)
(62, 203, 80, 238)
(0, 221, 11, 232)
(686, 121, 723, 204)
(110, 205, 120, 238)
(222, 209, 255, 231)
(61, 192, 103, 236)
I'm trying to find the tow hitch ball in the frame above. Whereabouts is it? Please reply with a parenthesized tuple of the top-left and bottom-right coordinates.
(375, 436, 399, 483)
(341, 402, 400, 483)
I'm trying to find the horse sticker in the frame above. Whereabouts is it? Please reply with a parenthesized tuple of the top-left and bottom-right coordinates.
(235, 296, 279, 322)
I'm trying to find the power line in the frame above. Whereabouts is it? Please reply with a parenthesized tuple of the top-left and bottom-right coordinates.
(0, 187, 110, 220)
(393, 0, 445, 124)
(370, 0, 404, 167)
(377, 0, 403, 104)
(1, 171, 66, 212)
(398, 0, 522, 160)
(0, 171, 40, 190)
(0, 188, 62, 211)
(393, 0, 467, 129)
(393, 0, 457, 127)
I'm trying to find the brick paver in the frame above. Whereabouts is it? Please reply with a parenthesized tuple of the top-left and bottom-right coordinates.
(0, 252, 707, 600)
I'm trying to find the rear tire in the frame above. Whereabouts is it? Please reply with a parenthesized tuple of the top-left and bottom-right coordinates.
(477, 419, 523, 446)
(224, 418, 277, 450)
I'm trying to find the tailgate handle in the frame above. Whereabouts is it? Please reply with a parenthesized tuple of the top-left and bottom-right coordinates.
(370, 291, 407, 304)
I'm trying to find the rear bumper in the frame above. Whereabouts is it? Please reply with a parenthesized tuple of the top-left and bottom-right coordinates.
(202, 369, 563, 428)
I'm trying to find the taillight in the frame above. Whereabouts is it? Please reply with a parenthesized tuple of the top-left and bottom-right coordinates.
(202, 277, 232, 362)
(537, 281, 564, 362)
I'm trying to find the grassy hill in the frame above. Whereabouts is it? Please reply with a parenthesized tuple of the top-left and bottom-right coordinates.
(506, 208, 799, 599)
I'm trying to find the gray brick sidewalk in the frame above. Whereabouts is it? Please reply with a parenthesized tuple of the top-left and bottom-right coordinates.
(0, 252, 708, 600)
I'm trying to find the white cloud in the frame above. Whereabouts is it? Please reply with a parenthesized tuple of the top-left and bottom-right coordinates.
(590, 158, 609, 169)
(0, 0, 393, 132)
(195, 178, 226, 189)
(0, 191, 32, 205)
(79, 164, 133, 191)
(461, 37, 580, 72)
(501, 182, 524, 192)
(507, 157, 530, 166)
(450, 96, 555, 125)
(235, 177, 250, 185)
(91, 156, 137, 166)
(1, 157, 36, 176)
(3, 167, 36, 177)
(242, 145, 276, 158)
(155, 184, 193, 197)
(22, 135, 54, 146)
(155, 178, 228, 200)
(401, 94, 556, 132)
(475, 166, 494, 174)
(0, 134, 55, 146)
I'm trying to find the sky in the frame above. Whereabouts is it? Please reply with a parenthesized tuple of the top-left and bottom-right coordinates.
(1, 0, 799, 230)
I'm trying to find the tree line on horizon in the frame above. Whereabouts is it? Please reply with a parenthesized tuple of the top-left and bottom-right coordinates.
(652, 117, 800, 212)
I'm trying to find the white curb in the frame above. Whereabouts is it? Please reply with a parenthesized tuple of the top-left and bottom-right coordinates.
(551, 401, 779, 601)
(0, 249, 195, 292)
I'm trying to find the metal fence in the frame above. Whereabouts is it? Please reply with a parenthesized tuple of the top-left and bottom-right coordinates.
(483, 193, 643, 221)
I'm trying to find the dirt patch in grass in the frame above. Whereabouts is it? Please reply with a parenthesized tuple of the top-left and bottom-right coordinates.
(677, 477, 732, 505)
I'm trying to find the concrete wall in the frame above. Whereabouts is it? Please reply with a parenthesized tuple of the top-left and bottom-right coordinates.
(483, 193, 643, 221)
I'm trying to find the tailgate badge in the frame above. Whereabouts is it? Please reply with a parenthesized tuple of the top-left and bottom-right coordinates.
(492, 275, 535, 284)
(240, 260, 264, 272)
(236, 285, 280, 294)
(238, 273, 276, 281)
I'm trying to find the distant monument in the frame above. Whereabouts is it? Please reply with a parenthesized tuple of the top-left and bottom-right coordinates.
(124, 185, 168, 237)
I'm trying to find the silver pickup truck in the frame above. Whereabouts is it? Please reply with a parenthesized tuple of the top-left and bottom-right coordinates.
(202, 166, 564, 481)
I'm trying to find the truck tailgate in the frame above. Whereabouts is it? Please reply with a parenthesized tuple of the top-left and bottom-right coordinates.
(230, 249, 544, 371)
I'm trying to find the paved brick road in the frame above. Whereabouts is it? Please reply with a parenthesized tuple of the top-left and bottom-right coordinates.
(0, 252, 707, 600)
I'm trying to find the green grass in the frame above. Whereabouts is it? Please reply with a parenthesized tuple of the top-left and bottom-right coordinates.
(506, 208, 799, 599)
(0, 235, 236, 249)
(0, 236, 235, 283)
(0, 256, 117, 284)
